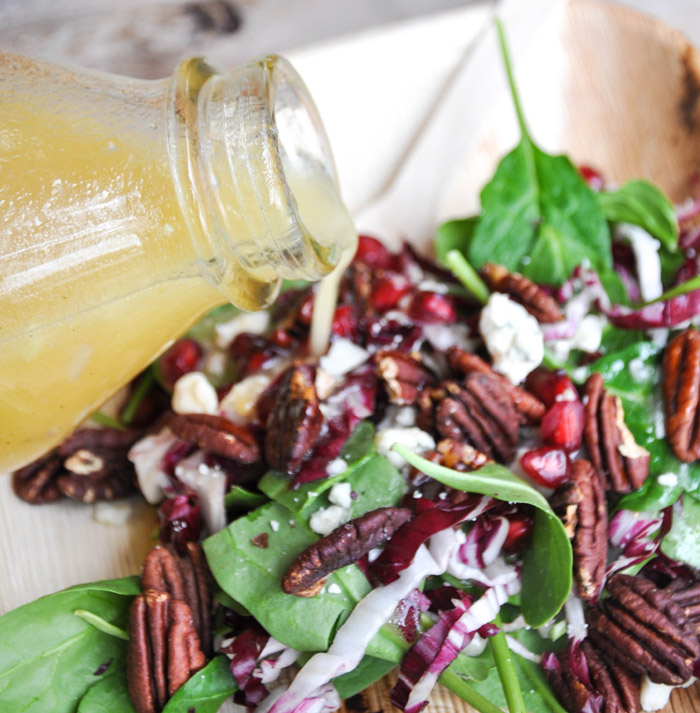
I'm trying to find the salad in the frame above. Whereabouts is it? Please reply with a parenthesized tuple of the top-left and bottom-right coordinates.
(4, 22, 700, 713)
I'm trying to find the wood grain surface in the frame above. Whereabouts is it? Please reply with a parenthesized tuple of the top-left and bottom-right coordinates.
(2, 2, 700, 712)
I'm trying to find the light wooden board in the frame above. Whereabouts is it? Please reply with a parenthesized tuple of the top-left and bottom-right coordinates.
(3, 2, 700, 712)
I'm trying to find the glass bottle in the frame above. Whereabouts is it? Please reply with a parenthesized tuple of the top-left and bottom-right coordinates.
(0, 52, 356, 472)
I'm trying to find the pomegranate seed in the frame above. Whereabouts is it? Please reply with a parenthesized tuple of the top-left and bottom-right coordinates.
(525, 368, 578, 408)
(520, 447, 570, 489)
(541, 400, 585, 451)
(355, 235, 396, 269)
(269, 327, 294, 348)
(370, 275, 412, 312)
(578, 164, 604, 191)
(503, 512, 535, 554)
(406, 291, 457, 324)
(158, 338, 203, 389)
(229, 333, 284, 377)
(331, 304, 359, 339)
(297, 293, 315, 326)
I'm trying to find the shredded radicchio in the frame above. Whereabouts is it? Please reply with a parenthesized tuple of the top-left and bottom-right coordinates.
(606, 509, 663, 578)
(370, 496, 495, 585)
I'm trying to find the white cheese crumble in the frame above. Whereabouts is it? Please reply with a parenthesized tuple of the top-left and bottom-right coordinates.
(479, 292, 544, 384)
(571, 314, 605, 353)
(375, 426, 436, 468)
(395, 407, 417, 427)
(320, 338, 369, 377)
(309, 505, 348, 536)
(328, 482, 353, 508)
(640, 677, 673, 711)
(327, 583, 342, 595)
(219, 374, 271, 423)
(270, 519, 280, 532)
(326, 458, 349, 478)
(172, 371, 219, 415)
(657, 472, 678, 487)
(214, 311, 270, 349)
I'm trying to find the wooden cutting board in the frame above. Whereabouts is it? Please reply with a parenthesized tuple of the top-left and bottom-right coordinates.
(3, 2, 700, 712)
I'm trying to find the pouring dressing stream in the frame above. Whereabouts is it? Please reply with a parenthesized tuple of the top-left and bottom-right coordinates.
(0, 52, 356, 472)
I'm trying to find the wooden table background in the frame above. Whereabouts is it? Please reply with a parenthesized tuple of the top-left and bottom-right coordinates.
(1, 1, 700, 712)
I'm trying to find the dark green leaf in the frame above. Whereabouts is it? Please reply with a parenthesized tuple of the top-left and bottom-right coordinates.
(598, 179, 679, 251)
(162, 656, 237, 713)
(582, 341, 700, 511)
(0, 577, 139, 713)
(660, 494, 700, 568)
(391, 448, 572, 627)
(332, 656, 396, 699)
(340, 421, 376, 463)
(224, 486, 268, 511)
(434, 217, 479, 263)
(204, 501, 371, 652)
(77, 666, 136, 713)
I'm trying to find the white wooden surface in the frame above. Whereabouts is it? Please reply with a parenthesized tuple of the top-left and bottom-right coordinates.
(2, 2, 700, 713)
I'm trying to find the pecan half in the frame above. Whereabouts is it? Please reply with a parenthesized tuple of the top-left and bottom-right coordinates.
(666, 578, 700, 634)
(141, 543, 212, 657)
(546, 641, 640, 713)
(282, 507, 412, 596)
(550, 460, 607, 602)
(376, 350, 434, 405)
(663, 329, 700, 462)
(583, 372, 650, 493)
(168, 413, 260, 463)
(447, 347, 546, 423)
(420, 373, 519, 463)
(481, 263, 563, 323)
(587, 573, 700, 685)
(127, 591, 206, 713)
(265, 363, 323, 474)
(12, 427, 140, 504)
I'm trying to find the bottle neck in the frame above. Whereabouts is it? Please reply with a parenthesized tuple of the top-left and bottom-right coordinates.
(166, 54, 356, 311)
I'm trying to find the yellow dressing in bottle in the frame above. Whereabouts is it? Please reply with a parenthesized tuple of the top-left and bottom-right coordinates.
(0, 52, 356, 471)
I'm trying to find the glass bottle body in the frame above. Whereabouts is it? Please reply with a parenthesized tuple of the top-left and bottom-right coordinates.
(0, 52, 356, 471)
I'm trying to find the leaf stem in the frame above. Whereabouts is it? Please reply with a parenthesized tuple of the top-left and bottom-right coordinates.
(645, 274, 700, 305)
(73, 610, 130, 641)
(439, 668, 506, 713)
(489, 615, 526, 713)
(89, 411, 126, 430)
(496, 18, 529, 141)
(121, 368, 155, 425)
(445, 250, 490, 304)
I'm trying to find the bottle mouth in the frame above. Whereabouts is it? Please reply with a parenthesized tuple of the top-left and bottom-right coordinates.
(167, 53, 355, 310)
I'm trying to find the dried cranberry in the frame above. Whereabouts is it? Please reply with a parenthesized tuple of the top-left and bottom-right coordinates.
(578, 165, 604, 191)
(158, 490, 202, 553)
(541, 400, 585, 451)
(406, 291, 457, 324)
(158, 339, 203, 389)
(331, 304, 359, 340)
(269, 327, 295, 349)
(525, 368, 578, 408)
(354, 235, 396, 269)
(366, 318, 423, 353)
(502, 512, 535, 554)
(520, 447, 570, 488)
(370, 275, 412, 312)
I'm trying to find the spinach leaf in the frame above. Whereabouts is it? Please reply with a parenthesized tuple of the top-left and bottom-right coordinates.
(204, 501, 372, 652)
(391, 447, 572, 627)
(597, 179, 679, 251)
(434, 217, 479, 263)
(224, 486, 268, 511)
(0, 577, 140, 713)
(660, 494, 700, 568)
(162, 656, 237, 713)
(77, 666, 135, 713)
(582, 341, 700, 511)
(465, 24, 610, 286)
(258, 422, 377, 516)
(332, 656, 396, 699)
